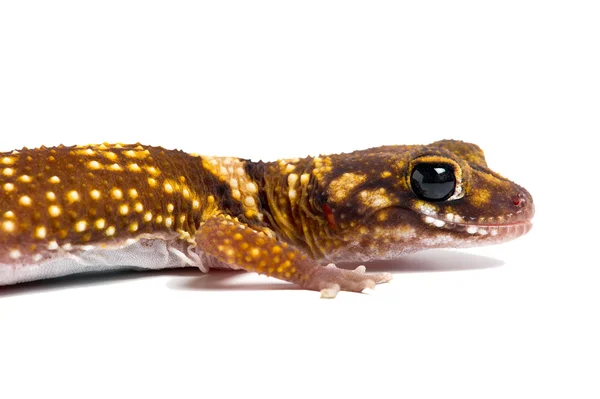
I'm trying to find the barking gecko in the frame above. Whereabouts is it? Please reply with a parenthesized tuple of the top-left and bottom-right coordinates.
(0, 140, 534, 297)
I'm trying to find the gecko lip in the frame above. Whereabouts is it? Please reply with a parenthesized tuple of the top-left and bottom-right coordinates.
(421, 214, 533, 238)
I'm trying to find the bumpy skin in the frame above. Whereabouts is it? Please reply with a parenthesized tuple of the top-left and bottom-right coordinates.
(0, 141, 534, 297)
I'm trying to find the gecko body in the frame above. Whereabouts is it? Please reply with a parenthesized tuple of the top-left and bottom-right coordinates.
(0, 140, 534, 297)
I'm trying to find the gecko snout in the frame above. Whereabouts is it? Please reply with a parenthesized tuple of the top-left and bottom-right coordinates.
(511, 190, 535, 221)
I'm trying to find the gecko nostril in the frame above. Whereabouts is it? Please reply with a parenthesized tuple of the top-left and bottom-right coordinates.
(511, 194, 526, 207)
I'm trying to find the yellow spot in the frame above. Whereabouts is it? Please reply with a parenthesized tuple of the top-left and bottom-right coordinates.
(360, 188, 394, 209)
(87, 160, 102, 170)
(1, 157, 15, 165)
(105, 226, 116, 236)
(19, 195, 32, 206)
(48, 205, 61, 217)
(244, 197, 256, 207)
(35, 226, 47, 239)
(156, 215, 163, 223)
(165, 217, 173, 227)
(167, 203, 174, 213)
(330, 173, 367, 201)
(182, 188, 190, 199)
(246, 182, 258, 193)
(164, 182, 174, 194)
(90, 189, 101, 200)
(193, 200, 200, 209)
(232, 190, 241, 200)
(109, 163, 122, 171)
(104, 152, 118, 161)
(3, 183, 14, 192)
(131, 202, 142, 213)
(4, 211, 15, 219)
(146, 166, 160, 176)
(95, 218, 106, 229)
(2, 220, 16, 232)
(124, 150, 136, 157)
(128, 163, 142, 172)
(49, 176, 61, 184)
(75, 220, 88, 232)
(285, 164, 295, 173)
(3, 168, 14, 176)
(128, 188, 138, 198)
(289, 189, 297, 200)
(48, 241, 59, 250)
(148, 178, 157, 187)
(300, 173, 310, 185)
(67, 190, 80, 203)
(469, 189, 492, 207)
(288, 173, 298, 186)
(119, 204, 129, 215)
(229, 178, 239, 189)
(143, 212, 153, 222)
(46, 192, 56, 201)
(129, 222, 139, 232)
(18, 175, 32, 183)
(76, 148, 95, 156)
(9, 249, 21, 259)
(381, 171, 392, 178)
(110, 188, 123, 200)
(208, 195, 215, 203)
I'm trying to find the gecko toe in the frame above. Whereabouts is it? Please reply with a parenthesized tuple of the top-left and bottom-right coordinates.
(320, 284, 341, 299)
(305, 263, 392, 297)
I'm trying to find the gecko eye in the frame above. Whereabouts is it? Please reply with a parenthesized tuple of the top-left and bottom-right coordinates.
(410, 163, 456, 202)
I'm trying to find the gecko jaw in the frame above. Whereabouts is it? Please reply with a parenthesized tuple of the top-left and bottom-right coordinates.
(421, 214, 533, 239)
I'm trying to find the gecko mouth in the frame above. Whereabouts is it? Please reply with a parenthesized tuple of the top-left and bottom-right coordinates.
(421, 214, 533, 238)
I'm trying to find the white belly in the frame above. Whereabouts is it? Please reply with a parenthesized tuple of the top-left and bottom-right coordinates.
(0, 237, 218, 285)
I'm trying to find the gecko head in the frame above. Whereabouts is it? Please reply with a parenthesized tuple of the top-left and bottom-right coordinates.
(311, 140, 535, 261)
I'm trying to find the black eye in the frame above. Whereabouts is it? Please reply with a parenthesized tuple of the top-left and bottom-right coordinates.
(410, 163, 456, 201)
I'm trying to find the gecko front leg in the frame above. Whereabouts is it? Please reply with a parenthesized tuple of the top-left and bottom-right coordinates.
(196, 216, 392, 298)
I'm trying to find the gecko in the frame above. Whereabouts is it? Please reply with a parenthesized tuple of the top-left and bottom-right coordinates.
(0, 140, 534, 297)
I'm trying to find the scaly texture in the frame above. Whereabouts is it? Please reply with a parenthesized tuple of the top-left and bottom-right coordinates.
(0, 140, 534, 297)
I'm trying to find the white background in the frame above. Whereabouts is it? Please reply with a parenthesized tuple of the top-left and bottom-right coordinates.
(1, 1, 598, 398)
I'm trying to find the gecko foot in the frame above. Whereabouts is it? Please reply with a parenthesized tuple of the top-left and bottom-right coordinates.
(304, 264, 393, 299)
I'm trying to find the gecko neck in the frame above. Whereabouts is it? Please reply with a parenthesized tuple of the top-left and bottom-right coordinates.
(255, 158, 336, 260)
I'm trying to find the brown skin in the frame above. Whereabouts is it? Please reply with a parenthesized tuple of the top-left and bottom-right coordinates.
(0, 140, 533, 296)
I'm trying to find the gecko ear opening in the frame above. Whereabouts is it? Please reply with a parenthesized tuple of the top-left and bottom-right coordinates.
(410, 162, 456, 202)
